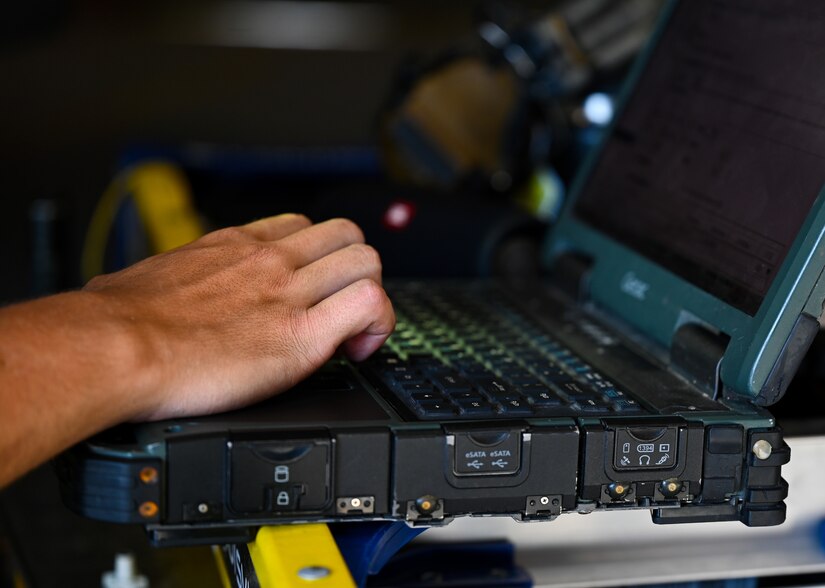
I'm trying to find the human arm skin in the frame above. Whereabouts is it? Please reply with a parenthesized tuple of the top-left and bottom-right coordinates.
(0, 214, 394, 488)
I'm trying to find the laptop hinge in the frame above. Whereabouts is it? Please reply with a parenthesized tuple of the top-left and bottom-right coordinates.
(671, 323, 730, 399)
(551, 252, 594, 301)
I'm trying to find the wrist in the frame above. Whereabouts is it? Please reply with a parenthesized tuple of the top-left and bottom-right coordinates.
(0, 290, 166, 484)
(65, 289, 166, 423)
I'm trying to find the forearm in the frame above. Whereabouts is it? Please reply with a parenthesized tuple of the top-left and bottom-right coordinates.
(0, 291, 154, 487)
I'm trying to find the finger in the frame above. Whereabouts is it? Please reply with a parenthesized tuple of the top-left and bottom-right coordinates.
(193, 213, 312, 247)
(295, 243, 382, 305)
(277, 218, 365, 268)
(240, 213, 312, 241)
(306, 278, 395, 362)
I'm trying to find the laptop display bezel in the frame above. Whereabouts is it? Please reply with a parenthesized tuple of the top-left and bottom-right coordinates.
(544, 0, 825, 403)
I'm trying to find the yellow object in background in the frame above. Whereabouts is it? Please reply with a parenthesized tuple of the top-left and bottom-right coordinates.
(82, 161, 204, 282)
(129, 162, 204, 254)
(248, 525, 356, 588)
(514, 167, 565, 221)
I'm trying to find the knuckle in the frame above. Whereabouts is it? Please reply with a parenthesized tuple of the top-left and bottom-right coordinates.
(243, 242, 282, 265)
(240, 241, 272, 263)
(332, 218, 365, 243)
(222, 226, 248, 240)
(84, 274, 110, 290)
(243, 244, 296, 288)
(356, 278, 388, 309)
(203, 226, 246, 244)
(352, 243, 381, 269)
(286, 212, 312, 227)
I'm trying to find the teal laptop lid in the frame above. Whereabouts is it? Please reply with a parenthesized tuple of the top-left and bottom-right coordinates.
(546, 0, 825, 403)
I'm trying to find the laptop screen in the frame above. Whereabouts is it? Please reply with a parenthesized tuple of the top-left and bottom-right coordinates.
(574, 0, 825, 315)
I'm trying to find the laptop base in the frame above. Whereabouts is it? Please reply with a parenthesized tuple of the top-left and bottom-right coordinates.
(57, 414, 789, 547)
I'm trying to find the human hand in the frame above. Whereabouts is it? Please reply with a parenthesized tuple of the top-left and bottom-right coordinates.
(83, 214, 395, 421)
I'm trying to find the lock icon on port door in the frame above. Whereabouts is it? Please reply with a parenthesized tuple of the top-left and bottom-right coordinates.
(276, 491, 290, 507)
(274, 465, 289, 483)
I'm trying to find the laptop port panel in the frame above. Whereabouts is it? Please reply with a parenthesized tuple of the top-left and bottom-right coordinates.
(393, 425, 579, 523)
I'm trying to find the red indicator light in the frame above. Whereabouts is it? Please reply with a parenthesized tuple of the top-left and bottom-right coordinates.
(382, 200, 417, 231)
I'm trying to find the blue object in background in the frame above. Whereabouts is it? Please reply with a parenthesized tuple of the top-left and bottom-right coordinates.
(332, 522, 427, 587)
(366, 538, 532, 587)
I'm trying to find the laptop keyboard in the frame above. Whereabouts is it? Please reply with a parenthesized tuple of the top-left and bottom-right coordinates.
(366, 283, 645, 420)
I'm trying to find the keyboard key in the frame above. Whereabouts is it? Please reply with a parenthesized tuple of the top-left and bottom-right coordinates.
(536, 367, 573, 383)
(576, 403, 609, 414)
(416, 401, 457, 417)
(520, 385, 565, 407)
(488, 391, 522, 403)
(575, 397, 611, 410)
(388, 371, 423, 384)
(409, 359, 449, 375)
(601, 387, 625, 399)
(473, 378, 515, 396)
(527, 397, 566, 409)
(501, 370, 543, 386)
(457, 399, 496, 415)
(433, 374, 472, 392)
(557, 381, 598, 398)
(402, 383, 438, 393)
(448, 392, 485, 402)
(456, 364, 492, 378)
(588, 376, 616, 389)
(497, 398, 534, 416)
(612, 399, 643, 413)
(441, 351, 472, 362)
(436, 341, 464, 352)
(370, 354, 402, 367)
(382, 365, 415, 376)
(411, 391, 442, 402)
(490, 357, 520, 371)
(398, 340, 425, 351)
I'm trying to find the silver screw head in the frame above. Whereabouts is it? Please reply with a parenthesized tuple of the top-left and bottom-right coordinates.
(540, 496, 550, 505)
(298, 566, 331, 581)
(753, 439, 773, 460)
(197, 503, 209, 514)
(351, 498, 361, 508)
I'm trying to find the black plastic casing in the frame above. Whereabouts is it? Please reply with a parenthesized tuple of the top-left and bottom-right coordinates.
(57, 416, 789, 546)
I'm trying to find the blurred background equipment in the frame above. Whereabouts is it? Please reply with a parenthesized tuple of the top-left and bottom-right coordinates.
(1, 0, 666, 298)
(381, 0, 664, 197)
(81, 161, 204, 282)
(74, 0, 665, 281)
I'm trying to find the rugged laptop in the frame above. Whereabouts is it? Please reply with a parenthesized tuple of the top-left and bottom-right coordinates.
(59, 0, 825, 546)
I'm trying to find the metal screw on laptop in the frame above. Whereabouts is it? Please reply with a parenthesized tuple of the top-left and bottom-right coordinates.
(138, 501, 158, 518)
(658, 479, 683, 499)
(753, 440, 773, 460)
(415, 495, 439, 515)
(138, 467, 158, 485)
(297, 566, 331, 581)
(607, 482, 632, 501)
